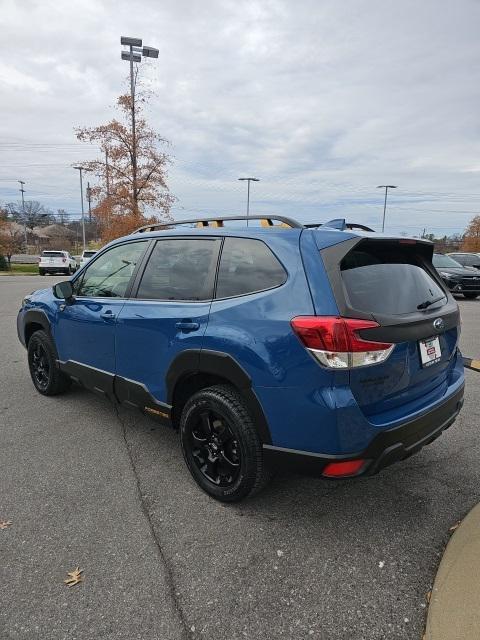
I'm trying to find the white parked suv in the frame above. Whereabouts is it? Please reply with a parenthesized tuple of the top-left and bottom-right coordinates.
(38, 250, 77, 276)
(79, 249, 97, 268)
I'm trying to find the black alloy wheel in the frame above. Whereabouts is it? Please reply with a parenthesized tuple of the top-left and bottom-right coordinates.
(30, 342, 50, 391)
(189, 408, 241, 486)
(180, 384, 272, 502)
(27, 330, 71, 396)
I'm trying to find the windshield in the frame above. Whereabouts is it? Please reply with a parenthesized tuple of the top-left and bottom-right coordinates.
(83, 251, 96, 257)
(42, 251, 63, 257)
(432, 254, 462, 268)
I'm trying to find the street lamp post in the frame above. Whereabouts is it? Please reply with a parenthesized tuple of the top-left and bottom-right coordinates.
(86, 182, 92, 222)
(238, 177, 260, 226)
(120, 36, 159, 216)
(73, 167, 87, 251)
(18, 180, 28, 249)
(377, 185, 397, 232)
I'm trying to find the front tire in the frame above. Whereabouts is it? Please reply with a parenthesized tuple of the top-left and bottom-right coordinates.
(464, 293, 479, 299)
(180, 384, 271, 502)
(27, 330, 71, 396)
(39, 269, 45, 276)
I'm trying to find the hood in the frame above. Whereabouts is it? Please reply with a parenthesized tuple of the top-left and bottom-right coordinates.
(436, 267, 480, 277)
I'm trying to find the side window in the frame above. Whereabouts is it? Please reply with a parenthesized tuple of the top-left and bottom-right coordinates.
(136, 238, 220, 301)
(216, 237, 287, 298)
(76, 241, 146, 298)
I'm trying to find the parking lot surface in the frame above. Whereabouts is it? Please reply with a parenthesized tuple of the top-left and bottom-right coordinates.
(1, 275, 479, 640)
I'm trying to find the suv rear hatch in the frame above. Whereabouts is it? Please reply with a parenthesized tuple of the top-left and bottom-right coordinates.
(318, 236, 460, 422)
(40, 251, 66, 267)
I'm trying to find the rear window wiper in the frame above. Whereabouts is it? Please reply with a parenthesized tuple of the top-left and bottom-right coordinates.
(417, 294, 446, 310)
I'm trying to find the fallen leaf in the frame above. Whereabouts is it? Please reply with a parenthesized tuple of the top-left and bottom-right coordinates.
(64, 567, 83, 587)
(276, 550, 284, 557)
(449, 521, 461, 533)
(378, 560, 385, 568)
(426, 590, 431, 603)
(0, 520, 12, 530)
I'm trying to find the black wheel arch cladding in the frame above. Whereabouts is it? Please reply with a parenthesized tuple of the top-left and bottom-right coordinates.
(166, 349, 272, 444)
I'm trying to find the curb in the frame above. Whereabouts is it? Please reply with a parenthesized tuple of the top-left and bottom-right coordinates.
(425, 503, 480, 640)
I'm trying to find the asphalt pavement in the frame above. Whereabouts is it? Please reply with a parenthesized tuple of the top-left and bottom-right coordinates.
(1, 275, 479, 640)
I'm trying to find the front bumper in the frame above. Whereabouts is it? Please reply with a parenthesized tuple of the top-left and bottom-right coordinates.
(263, 384, 464, 477)
(444, 280, 480, 294)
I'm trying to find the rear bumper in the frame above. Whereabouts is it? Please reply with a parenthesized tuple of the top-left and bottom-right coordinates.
(263, 384, 464, 477)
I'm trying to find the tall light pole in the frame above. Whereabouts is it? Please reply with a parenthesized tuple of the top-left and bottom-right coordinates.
(86, 182, 92, 222)
(377, 185, 397, 232)
(238, 177, 260, 226)
(120, 36, 159, 216)
(18, 180, 28, 249)
(73, 167, 87, 251)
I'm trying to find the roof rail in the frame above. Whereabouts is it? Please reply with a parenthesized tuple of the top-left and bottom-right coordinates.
(134, 215, 375, 234)
(134, 215, 303, 233)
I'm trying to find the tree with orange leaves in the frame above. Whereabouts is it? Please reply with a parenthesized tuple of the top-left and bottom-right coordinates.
(461, 215, 480, 252)
(75, 76, 174, 243)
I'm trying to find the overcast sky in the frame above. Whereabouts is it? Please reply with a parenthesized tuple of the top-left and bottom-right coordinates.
(1, 0, 480, 235)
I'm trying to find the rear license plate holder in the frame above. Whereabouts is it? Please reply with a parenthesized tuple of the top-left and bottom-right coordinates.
(419, 336, 441, 367)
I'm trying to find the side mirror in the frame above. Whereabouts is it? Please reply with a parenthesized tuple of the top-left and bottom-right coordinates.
(53, 280, 74, 301)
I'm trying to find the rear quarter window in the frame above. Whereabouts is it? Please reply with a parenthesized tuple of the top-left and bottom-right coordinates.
(216, 237, 287, 298)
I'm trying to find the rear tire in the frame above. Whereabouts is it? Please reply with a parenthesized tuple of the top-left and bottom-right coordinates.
(39, 269, 45, 276)
(27, 330, 71, 396)
(464, 293, 478, 299)
(180, 384, 271, 502)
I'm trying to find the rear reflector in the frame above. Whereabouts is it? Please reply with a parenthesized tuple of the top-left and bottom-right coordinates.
(290, 316, 394, 369)
(322, 459, 366, 477)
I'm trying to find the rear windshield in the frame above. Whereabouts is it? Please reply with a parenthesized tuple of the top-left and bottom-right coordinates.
(83, 251, 96, 257)
(340, 244, 446, 315)
(42, 251, 63, 257)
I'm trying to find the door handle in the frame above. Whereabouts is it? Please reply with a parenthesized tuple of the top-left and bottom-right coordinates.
(175, 321, 200, 332)
(100, 310, 116, 321)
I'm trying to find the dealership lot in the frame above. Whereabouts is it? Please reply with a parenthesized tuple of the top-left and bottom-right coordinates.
(1, 275, 479, 640)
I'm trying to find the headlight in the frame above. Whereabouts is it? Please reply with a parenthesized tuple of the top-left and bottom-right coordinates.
(21, 296, 31, 308)
(440, 272, 456, 279)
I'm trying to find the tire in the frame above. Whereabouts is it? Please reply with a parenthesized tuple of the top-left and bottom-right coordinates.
(39, 269, 45, 276)
(464, 293, 478, 299)
(27, 330, 71, 396)
(66, 268, 72, 275)
(180, 384, 271, 502)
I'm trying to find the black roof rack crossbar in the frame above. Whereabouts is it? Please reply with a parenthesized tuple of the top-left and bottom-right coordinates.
(134, 215, 304, 233)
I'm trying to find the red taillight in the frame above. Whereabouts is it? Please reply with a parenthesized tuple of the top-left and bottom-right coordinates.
(290, 316, 392, 352)
(322, 459, 366, 477)
(291, 316, 394, 369)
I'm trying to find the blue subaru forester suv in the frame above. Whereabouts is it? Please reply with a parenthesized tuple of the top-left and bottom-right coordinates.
(17, 216, 465, 501)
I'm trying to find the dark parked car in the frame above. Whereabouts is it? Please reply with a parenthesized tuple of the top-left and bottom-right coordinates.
(432, 253, 480, 299)
(447, 252, 480, 270)
(17, 217, 465, 502)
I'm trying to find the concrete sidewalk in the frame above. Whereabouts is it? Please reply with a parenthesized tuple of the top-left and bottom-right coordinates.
(425, 503, 480, 640)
